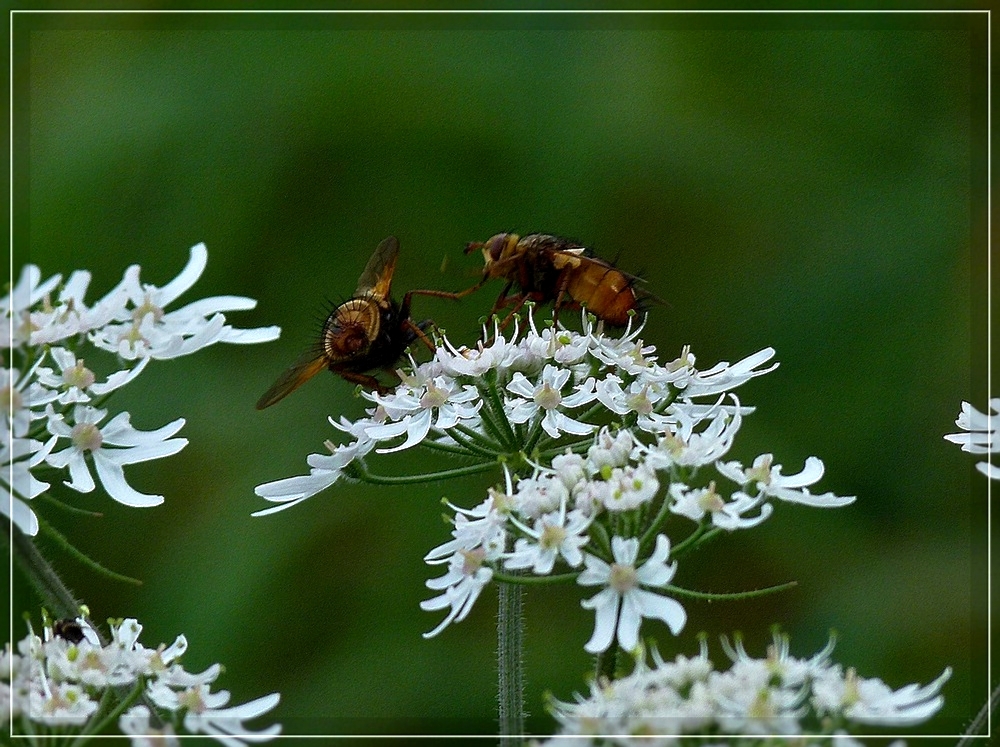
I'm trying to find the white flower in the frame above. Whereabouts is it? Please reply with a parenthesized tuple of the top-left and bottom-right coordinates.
(945, 399, 999, 480)
(44, 405, 187, 507)
(578, 534, 686, 653)
(1, 264, 64, 348)
(35, 347, 149, 405)
(27, 680, 100, 726)
(715, 453, 855, 508)
(709, 659, 807, 735)
(505, 504, 591, 574)
(6, 615, 281, 745)
(506, 365, 598, 438)
(421, 546, 495, 638)
(669, 482, 773, 530)
(512, 472, 570, 519)
(542, 634, 949, 742)
(88, 243, 280, 360)
(424, 490, 510, 562)
(641, 396, 744, 466)
(0, 430, 56, 536)
(144, 680, 281, 746)
(813, 665, 952, 727)
(521, 319, 590, 366)
(366, 375, 482, 454)
(252, 437, 374, 517)
(586, 427, 635, 472)
(2, 365, 60, 439)
(594, 373, 667, 417)
(119, 705, 180, 747)
(676, 347, 779, 398)
(551, 450, 587, 491)
(25, 268, 130, 347)
(594, 463, 659, 513)
(585, 313, 658, 375)
(435, 319, 520, 377)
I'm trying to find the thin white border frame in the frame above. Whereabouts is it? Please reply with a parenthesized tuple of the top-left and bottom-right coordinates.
(6, 6, 991, 742)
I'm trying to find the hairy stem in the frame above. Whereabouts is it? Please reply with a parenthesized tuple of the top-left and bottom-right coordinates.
(9, 523, 81, 620)
(956, 680, 1000, 747)
(497, 580, 525, 746)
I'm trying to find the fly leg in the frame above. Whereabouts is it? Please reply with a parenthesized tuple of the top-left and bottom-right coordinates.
(336, 370, 392, 394)
(551, 267, 576, 327)
(405, 279, 487, 303)
(402, 317, 436, 353)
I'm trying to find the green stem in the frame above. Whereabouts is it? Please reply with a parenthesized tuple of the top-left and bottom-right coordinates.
(497, 580, 525, 746)
(471, 400, 509, 448)
(666, 579, 797, 601)
(956, 680, 1000, 747)
(521, 414, 547, 456)
(638, 492, 676, 556)
(491, 569, 578, 585)
(36, 515, 142, 585)
(418, 438, 483, 457)
(665, 523, 707, 559)
(481, 374, 519, 450)
(351, 459, 497, 485)
(536, 438, 592, 460)
(671, 524, 720, 559)
(76, 678, 145, 741)
(450, 423, 505, 457)
(576, 400, 607, 425)
(36, 491, 104, 518)
(9, 521, 82, 620)
(594, 640, 621, 684)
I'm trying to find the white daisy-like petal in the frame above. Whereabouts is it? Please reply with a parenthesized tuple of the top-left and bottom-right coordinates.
(92, 454, 164, 507)
(157, 243, 208, 307)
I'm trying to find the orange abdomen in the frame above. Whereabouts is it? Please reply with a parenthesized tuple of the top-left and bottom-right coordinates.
(565, 265, 638, 326)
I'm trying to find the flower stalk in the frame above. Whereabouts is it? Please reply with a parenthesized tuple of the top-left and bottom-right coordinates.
(9, 524, 81, 620)
(497, 580, 525, 746)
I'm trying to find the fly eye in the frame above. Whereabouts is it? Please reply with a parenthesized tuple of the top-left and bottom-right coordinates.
(485, 234, 509, 260)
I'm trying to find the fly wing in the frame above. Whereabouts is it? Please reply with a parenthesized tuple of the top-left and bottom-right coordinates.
(356, 235, 399, 299)
(255, 350, 328, 409)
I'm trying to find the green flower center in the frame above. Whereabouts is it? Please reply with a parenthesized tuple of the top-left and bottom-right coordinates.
(608, 562, 637, 593)
(63, 360, 96, 390)
(534, 382, 562, 410)
(71, 423, 103, 452)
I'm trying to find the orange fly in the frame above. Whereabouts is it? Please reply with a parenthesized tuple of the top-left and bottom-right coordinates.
(430, 233, 652, 327)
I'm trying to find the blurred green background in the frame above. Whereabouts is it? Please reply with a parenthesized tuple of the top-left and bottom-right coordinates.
(9, 8, 990, 740)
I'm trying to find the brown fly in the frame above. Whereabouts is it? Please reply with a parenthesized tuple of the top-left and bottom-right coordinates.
(256, 236, 433, 409)
(420, 233, 654, 328)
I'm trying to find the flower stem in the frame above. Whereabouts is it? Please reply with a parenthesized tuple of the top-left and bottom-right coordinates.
(491, 569, 578, 585)
(497, 579, 525, 746)
(350, 459, 497, 485)
(36, 514, 143, 585)
(956, 680, 1000, 747)
(450, 422, 506, 457)
(9, 521, 82, 620)
(481, 372, 519, 450)
(521, 415, 547, 456)
(666, 579, 798, 601)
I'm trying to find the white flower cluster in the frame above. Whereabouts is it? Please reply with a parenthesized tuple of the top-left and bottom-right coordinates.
(945, 399, 998, 480)
(422, 423, 852, 651)
(3, 244, 280, 535)
(534, 633, 951, 746)
(2, 615, 280, 745)
(254, 314, 784, 513)
(255, 313, 855, 652)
